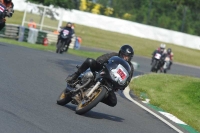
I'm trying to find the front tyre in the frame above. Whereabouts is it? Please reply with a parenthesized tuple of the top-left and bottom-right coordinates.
(57, 88, 72, 106)
(75, 87, 107, 115)
(151, 60, 158, 73)
(56, 40, 63, 54)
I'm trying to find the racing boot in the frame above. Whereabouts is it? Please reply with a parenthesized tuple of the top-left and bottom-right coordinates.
(65, 71, 81, 82)
(66, 58, 93, 82)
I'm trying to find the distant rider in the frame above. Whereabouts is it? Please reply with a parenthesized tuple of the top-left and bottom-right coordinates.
(66, 44, 134, 107)
(0, 0, 14, 30)
(57, 22, 74, 52)
(163, 48, 174, 70)
(151, 43, 166, 65)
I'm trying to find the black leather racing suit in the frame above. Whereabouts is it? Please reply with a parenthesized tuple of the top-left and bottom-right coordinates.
(76, 52, 134, 107)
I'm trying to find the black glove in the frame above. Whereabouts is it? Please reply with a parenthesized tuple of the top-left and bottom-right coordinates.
(4, 10, 10, 17)
(9, 9, 14, 17)
(6, 8, 14, 18)
(97, 59, 104, 65)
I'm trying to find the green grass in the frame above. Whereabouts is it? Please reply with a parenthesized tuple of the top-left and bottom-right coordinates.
(0, 38, 103, 59)
(5, 10, 200, 67)
(129, 73, 200, 132)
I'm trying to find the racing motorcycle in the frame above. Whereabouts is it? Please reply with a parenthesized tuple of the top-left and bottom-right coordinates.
(161, 55, 170, 73)
(56, 56, 131, 115)
(151, 51, 164, 73)
(56, 29, 72, 54)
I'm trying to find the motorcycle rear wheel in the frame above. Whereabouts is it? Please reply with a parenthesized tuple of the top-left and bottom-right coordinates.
(164, 69, 167, 73)
(57, 88, 72, 106)
(75, 87, 107, 115)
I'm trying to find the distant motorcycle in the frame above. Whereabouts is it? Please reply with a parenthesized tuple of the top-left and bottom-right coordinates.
(161, 55, 170, 73)
(56, 56, 131, 115)
(151, 51, 164, 73)
(56, 29, 72, 54)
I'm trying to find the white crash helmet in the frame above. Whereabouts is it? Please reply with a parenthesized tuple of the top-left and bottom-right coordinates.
(160, 43, 166, 52)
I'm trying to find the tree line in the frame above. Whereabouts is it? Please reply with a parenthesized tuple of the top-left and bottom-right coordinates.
(26, 0, 200, 36)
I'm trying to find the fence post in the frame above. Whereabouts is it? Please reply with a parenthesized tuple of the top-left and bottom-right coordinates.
(40, 7, 47, 31)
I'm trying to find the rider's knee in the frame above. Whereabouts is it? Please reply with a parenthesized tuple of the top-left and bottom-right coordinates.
(86, 58, 96, 65)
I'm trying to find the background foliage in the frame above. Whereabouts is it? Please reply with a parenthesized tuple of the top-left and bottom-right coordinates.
(26, 0, 200, 36)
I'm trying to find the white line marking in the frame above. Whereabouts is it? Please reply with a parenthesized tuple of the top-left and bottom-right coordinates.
(159, 112, 186, 125)
(123, 83, 184, 133)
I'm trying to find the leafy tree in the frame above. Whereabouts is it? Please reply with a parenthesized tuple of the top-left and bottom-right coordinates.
(26, 0, 76, 9)
(79, 0, 87, 11)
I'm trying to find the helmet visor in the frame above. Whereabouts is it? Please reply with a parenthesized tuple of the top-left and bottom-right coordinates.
(120, 52, 132, 61)
(160, 48, 164, 52)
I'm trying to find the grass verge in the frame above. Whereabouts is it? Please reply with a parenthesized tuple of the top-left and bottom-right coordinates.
(129, 73, 200, 132)
(0, 38, 103, 59)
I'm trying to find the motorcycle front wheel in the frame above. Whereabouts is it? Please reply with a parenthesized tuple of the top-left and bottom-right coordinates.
(151, 60, 158, 73)
(56, 40, 64, 54)
(75, 87, 107, 115)
(163, 62, 170, 73)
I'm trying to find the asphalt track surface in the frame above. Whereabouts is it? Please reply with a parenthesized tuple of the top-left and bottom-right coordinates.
(0, 43, 199, 133)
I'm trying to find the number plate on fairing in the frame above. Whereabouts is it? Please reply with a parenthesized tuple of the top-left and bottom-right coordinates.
(155, 53, 161, 59)
(110, 64, 129, 85)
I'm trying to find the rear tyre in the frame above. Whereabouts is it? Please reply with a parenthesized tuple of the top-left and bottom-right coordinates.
(57, 88, 72, 106)
(164, 69, 167, 73)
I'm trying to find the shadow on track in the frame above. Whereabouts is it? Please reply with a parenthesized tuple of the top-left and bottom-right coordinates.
(64, 104, 124, 122)
(0, 43, 6, 46)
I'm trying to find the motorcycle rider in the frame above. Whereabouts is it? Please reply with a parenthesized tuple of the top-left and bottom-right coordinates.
(151, 43, 166, 65)
(57, 22, 74, 52)
(163, 48, 174, 70)
(66, 44, 134, 107)
(0, 0, 14, 30)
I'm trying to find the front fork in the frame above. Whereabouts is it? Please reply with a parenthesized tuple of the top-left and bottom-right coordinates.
(85, 79, 112, 99)
(86, 81, 101, 98)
